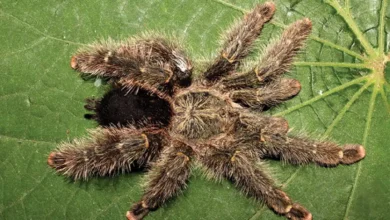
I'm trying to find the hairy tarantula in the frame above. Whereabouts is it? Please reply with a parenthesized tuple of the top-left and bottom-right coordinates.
(47, 2, 366, 220)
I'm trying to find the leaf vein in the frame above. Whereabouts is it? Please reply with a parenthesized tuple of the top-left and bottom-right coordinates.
(324, 0, 376, 56)
(0, 173, 49, 214)
(0, 134, 55, 145)
(0, 10, 86, 46)
(379, 0, 388, 52)
(212, 0, 246, 14)
(274, 76, 369, 116)
(294, 61, 369, 69)
(343, 84, 378, 220)
(324, 81, 373, 136)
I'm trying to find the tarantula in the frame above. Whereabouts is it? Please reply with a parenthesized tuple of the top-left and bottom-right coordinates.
(47, 2, 366, 220)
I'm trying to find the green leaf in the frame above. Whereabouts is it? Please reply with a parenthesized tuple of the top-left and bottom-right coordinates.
(0, 0, 389, 219)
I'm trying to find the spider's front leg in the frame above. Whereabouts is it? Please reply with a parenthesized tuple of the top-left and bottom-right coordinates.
(238, 113, 366, 166)
(47, 127, 167, 180)
(127, 141, 193, 220)
(259, 131, 366, 166)
(199, 144, 311, 220)
(229, 78, 301, 109)
(223, 18, 312, 109)
(202, 2, 275, 84)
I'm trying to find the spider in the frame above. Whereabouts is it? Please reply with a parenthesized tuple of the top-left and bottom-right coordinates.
(47, 2, 366, 220)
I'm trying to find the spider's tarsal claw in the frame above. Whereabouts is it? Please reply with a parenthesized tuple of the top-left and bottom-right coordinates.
(269, 189, 293, 214)
(47, 152, 66, 170)
(286, 203, 312, 220)
(341, 144, 366, 165)
(84, 114, 97, 120)
(302, 18, 312, 27)
(126, 211, 136, 220)
(278, 117, 290, 134)
(70, 56, 78, 69)
(128, 201, 150, 220)
(288, 79, 301, 96)
(294, 18, 312, 34)
(126, 211, 147, 220)
(84, 98, 99, 111)
(47, 152, 56, 167)
(261, 1, 276, 18)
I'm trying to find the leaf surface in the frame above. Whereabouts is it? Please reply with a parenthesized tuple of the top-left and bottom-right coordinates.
(0, 0, 389, 219)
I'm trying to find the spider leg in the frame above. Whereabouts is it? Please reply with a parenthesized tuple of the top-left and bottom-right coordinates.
(47, 127, 167, 180)
(199, 144, 311, 219)
(258, 133, 366, 166)
(84, 97, 100, 111)
(220, 18, 312, 90)
(202, 2, 275, 84)
(236, 113, 365, 166)
(71, 37, 192, 94)
(236, 112, 289, 138)
(229, 78, 301, 110)
(127, 141, 192, 220)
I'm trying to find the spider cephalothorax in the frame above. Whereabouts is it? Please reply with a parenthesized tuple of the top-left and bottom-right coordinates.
(48, 2, 366, 220)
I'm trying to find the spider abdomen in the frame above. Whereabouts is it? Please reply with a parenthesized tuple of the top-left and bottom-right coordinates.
(86, 87, 173, 128)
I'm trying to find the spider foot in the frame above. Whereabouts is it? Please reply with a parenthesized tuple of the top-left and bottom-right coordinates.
(269, 189, 293, 214)
(127, 201, 150, 220)
(286, 79, 301, 96)
(70, 55, 78, 69)
(84, 97, 100, 120)
(286, 203, 312, 220)
(84, 97, 100, 111)
(47, 152, 65, 170)
(341, 144, 366, 165)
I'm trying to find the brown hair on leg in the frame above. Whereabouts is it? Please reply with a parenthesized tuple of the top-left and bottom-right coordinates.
(47, 127, 167, 180)
(198, 142, 310, 219)
(127, 141, 193, 220)
(203, 2, 275, 83)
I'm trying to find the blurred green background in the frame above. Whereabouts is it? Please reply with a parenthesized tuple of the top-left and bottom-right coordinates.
(0, 0, 389, 219)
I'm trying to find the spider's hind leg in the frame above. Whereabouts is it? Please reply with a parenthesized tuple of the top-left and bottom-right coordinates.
(48, 127, 167, 180)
